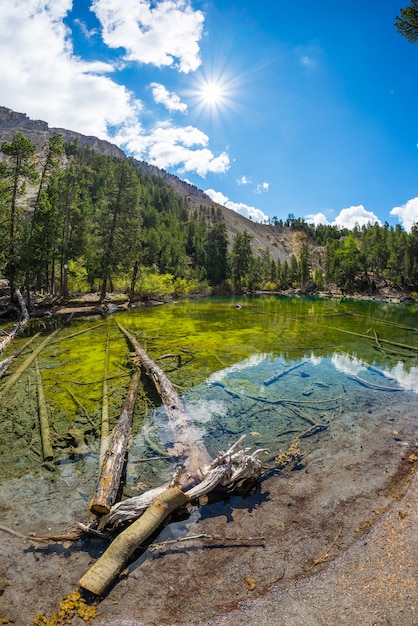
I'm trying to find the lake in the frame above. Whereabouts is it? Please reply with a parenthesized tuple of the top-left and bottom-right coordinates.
(0, 295, 417, 623)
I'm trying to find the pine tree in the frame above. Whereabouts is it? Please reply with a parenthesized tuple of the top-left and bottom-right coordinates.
(0, 133, 38, 299)
(206, 222, 229, 284)
(230, 230, 254, 291)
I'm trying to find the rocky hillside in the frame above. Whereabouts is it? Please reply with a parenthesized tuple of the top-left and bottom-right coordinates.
(0, 106, 125, 158)
(0, 106, 318, 267)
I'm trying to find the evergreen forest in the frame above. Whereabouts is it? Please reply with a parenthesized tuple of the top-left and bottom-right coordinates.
(1, 132, 418, 304)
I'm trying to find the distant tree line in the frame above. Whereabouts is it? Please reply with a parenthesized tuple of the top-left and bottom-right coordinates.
(1, 133, 418, 303)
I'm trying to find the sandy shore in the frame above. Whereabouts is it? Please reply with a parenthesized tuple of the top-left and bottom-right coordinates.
(207, 464, 417, 626)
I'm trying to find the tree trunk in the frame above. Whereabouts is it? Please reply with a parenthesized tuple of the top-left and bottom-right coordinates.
(0, 289, 30, 353)
(79, 486, 188, 596)
(0, 327, 60, 398)
(89, 367, 141, 515)
(0, 332, 40, 379)
(129, 260, 139, 303)
(117, 323, 212, 484)
(35, 359, 54, 462)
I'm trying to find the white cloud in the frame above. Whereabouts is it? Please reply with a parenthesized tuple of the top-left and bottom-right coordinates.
(255, 182, 269, 194)
(0, 0, 141, 138)
(74, 18, 98, 40)
(332, 353, 366, 376)
(305, 212, 329, 226)
(117, 123, 230, 176)
(150, 82, 187, 113)
(385, 362, 418, 393)
(205, 189, 269, 223)
(237, 175, 251, 185)
(205, 189, 229, 205)
(390, 197, 418, 232)
(0, 1, 229, 179)
(91, 0, 204, 73)
(333, 205, 381, 229)
(306, 205, 382, 229)
(227, 201, 269, 222)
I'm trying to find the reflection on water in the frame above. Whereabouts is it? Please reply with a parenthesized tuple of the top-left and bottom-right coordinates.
(332, 351, 418, 392)
(0, 296, 416, 535)
(180, 352, 417, 460)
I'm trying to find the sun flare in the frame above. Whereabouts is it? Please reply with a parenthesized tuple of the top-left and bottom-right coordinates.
(185, 66, 243, 121)
(200, 80, 224, 105)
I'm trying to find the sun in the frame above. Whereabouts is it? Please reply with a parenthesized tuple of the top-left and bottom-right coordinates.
(200, 80, 224, 105)
(185, 68, 240, 120)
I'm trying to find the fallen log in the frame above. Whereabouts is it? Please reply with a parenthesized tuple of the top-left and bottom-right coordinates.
(264, 360, 306, 386)
(79, 486, 188, 596)
(117, 323, 212, 484)
(0, 332, 40, 379)
(0, 289, 30, 353)
(89, 367, 141, 515)
(99, 435, 269, 532)
(79, 437, 270, 595)
(99, 332, 111, 466)
(0, 327, 60, 399)
(35, 358, 54, 462)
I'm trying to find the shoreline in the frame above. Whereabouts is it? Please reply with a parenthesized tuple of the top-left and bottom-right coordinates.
(1, 287, 416, 323)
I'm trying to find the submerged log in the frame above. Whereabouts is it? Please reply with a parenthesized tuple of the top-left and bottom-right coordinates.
(0, 327, 60, 399)
(0, 289, 30, 353)
(99, 332, 111, 466)
(117, 322, 212, 483)
(35, 358, 54, 462)
(89, 367, 141, 515)
(264, 360, 306, 386)
(0, 332, 40, 379)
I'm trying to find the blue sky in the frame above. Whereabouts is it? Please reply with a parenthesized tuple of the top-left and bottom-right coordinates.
(1, 0, 417, 230)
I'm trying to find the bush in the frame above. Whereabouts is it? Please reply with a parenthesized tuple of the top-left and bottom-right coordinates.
(173, 277, 210, 297)
(136, 267, 174, 300)
(67, 259, 90, 293)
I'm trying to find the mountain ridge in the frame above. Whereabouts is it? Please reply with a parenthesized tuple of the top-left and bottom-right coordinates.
(0, 105, 312, 265)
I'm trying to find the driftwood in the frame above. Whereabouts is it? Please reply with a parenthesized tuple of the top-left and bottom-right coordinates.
(79, 487, 188, 596)
(117, 322, 212, 484)
(79, 334, 275, 596)
(98, 435, 270, 532)
(79, 435, 272, 595)
(89, 367, 141, 515)
(35, 358, 54, 462)
(0, 289, 30, 353)
(0, 332, 40, 379)
(11, 327, 302, 601)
